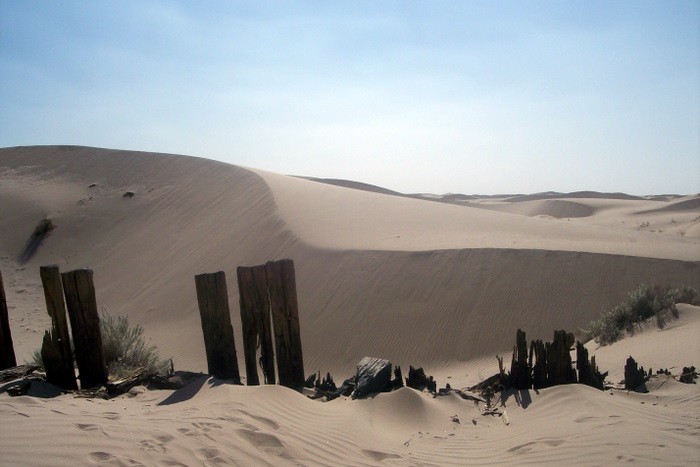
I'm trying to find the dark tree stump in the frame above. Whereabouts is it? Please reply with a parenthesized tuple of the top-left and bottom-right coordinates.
(0, 270, 17, 370)
(40, 266, 77, 390)
(62, 269, 107, 389)
(194, 271, 240, 382)
(251, 265, 275, 384)
(547, 330, 576, 386)
(266, 260, 304, 391)
(237, 266, 261, 386)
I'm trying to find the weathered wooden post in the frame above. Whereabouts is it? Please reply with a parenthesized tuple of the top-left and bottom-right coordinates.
(547, 330, 576, 386)
(62, 269, 107, 388)
(252, 265, 275, 384)
(195, 271, 241, 382)
(266, 259, 305, 391)
(40, 266, 77, 389)
(237, 265, 276, 385)
(0, 270, 17, 370)
(237, 266, 260, 386)
(530, 339, 548, 389)
(509, 328, 530, 389)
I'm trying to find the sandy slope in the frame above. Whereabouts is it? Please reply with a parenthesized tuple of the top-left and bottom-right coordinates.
(1, 145, 700, 465)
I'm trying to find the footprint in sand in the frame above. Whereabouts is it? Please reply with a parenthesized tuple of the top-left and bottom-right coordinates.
(236, 428, 285, 455)
(363, 449, 402, 461)
(139, 433, 174, 453)
(75, 423, 108, 436)
(195, 447, 230, 465)
(88, 452, 115, 462)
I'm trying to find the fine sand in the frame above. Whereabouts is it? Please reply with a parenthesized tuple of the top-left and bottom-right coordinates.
(1, 146, 699, 465)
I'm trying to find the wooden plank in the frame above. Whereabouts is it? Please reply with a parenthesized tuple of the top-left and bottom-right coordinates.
(237, 266, 259, 385)
(0, 270, 17, 370)
(40, 265, 77, 390)
(62, 269, 107, 388)
(194, 271, 240, 382)
(251, 264, 275, 384)
(266, 259, 304, 390)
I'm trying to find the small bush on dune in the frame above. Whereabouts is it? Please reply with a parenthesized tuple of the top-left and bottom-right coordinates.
(100, 312, 170, 378)
(581, 284, 698, 346)
(30, 311, 169, 379)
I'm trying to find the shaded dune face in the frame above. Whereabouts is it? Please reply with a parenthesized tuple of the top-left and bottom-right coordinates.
(0, 145, 698, 378)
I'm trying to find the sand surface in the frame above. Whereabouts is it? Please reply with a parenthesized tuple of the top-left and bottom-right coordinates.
(1, 146, 699, 465)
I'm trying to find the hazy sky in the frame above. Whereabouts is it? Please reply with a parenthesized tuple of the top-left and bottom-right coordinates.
(1, 1, 698, 195)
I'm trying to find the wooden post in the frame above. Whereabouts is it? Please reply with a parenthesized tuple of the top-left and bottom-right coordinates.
(40, 266, 77, 389)
(0, 271, 17, 370)
(531, 339, 548, 389)
(237, 266, 260, 386)
(237, 265, 276, 385)
(62, 269, 107, 388)
(266, 259, 305, 390)
(509, 328, 530, 389)
(194, 271, 240, 382)
(252, 265, 275, 384)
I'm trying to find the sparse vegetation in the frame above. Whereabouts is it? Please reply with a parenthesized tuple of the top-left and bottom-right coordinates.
(32, 218, 56, 237)
(31, 311, 170, 379)
(581, 284, 698, 345)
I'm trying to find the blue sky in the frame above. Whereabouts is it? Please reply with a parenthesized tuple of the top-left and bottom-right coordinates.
(1, 1, 698, 195)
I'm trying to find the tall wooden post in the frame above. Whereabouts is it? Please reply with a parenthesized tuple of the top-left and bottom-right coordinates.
(237, 266, 260, 386)
(237, 264, 276, 385)
(266, 259, 304, 391)
(62, 269, 107, 388)
(40, 266, 77, 389)
(195, 271, 240, 382)
(252, 265, 275, 384)
(0, 271, 17, 370)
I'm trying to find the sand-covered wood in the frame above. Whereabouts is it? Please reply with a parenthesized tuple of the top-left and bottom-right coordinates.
(61, 269, 107, 389)
(194, 271, 240, 382)
(39, 266, 77, 390)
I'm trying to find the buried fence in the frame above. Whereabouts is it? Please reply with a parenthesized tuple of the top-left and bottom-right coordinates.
(0, 259, 306, 392)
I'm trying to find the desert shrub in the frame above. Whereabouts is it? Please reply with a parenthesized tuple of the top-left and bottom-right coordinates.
(100, 312, 170, 378)
(581, 284, 698, 346)
(30, 311, 169, 378)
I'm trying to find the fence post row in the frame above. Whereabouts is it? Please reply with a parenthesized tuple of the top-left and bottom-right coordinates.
(40, 266, 77, 389)
(195, 271, 241, 383)
(0, 270, 17, 370)
(62, 269, 108, 389)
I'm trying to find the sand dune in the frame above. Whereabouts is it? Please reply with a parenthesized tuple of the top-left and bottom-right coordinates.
(1, 145, 699, 464)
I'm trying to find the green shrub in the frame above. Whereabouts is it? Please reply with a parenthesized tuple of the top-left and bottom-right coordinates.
(100, 312, 170, 378)
(581, 284, 698, 345)
(30, 311, 169, 378)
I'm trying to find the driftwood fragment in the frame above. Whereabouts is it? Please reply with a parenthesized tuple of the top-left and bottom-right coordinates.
(7, 380, 31, 397)
(0, 364, 39, 384)
(405, 366, 437, 393)
(106, 368, 147, 395)
(353, 357, 392, 399)
(679, 366, 697, 384)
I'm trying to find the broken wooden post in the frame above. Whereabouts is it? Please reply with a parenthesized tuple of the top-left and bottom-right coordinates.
(62, 269, 107, 388)
(266, 259, 305, 390)
(547, 330, 576, 386)
(194, 271, 241, 382)
(0, 270, 17, 370)
(509, 328, 531, 389)
(624, 356, 646, 391)
(236, 265, 276, 385)
(40, 265, 77, 390)
(530, 339, 548, 389)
